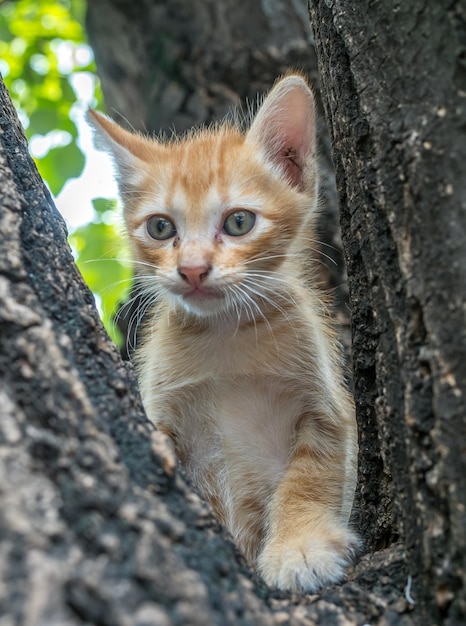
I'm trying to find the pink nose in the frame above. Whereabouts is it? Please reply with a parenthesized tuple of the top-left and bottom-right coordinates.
(178, 265, 210, 288)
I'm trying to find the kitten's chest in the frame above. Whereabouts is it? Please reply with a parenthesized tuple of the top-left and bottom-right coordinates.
(138, 311, 311, 469)
(170, 374, 300, 502)
(140, 322, 303, 456)
(138, 313, 314, 535)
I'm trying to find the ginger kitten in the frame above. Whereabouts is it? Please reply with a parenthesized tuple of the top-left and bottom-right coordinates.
(88, 74, 359, 592)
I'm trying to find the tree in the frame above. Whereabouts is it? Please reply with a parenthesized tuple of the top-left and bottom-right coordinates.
(0, 0, 89, 196)
(0, 2, 465, 626)
(309, 1, 466, 623)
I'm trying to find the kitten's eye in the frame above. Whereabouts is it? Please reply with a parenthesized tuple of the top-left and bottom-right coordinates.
(223, 210, 256, 237)
(146, 215, 177, 240)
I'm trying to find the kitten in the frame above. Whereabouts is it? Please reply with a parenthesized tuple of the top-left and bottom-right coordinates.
(88, 74, 359, 593)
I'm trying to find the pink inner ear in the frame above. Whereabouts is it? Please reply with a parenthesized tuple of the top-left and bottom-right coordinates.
(271, 91, 315, 190)
(278, 145, 307, 191)
(247, 77, 316, 191)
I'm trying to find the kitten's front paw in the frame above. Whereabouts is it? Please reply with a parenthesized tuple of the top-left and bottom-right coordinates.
(258, 526, 360, 593)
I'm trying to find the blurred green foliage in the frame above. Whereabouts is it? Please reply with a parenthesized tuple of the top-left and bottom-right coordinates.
(70, 198, 133, 343)
(0, 0, 88, 194)
(0, 0, 131, 346)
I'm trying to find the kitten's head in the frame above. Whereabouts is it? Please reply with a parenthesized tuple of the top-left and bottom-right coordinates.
(88, 74, 318, 320)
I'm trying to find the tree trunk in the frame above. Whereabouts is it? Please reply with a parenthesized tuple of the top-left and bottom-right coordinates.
(309, 1, 466, 624)
(85, 0, 315, 133)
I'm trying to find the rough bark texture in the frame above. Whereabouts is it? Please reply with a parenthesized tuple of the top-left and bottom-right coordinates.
(85, 0, 350, 358)
(309, 1, 466, 624)
(86, 0, 314, 133)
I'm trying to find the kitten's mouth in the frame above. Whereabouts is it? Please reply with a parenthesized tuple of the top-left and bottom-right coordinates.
(183, 287, 222, 301)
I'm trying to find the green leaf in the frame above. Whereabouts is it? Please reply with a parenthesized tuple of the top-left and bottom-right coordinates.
(36, 141, 85, 195)
(92, 197, 119, 221)
(28, 107, 62, 135)
(0, 14, 14, 43)
(70, 219, 132, 346)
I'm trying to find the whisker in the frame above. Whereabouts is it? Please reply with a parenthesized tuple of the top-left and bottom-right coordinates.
(312, 248, 338, 266)
(232, 283, 280, 353)
(130, 260, 162, 272)
(239, 271, 298, 294)
(241, 246, 339, 270)
(98, 276, 135, 295)
(308, 237, 340, 253)
(241, 280, 295, 330)
(240, 276, 301, 343)
(228, 288, 243, 336)
(131, 294, 158, 351)
(79, 257, 164, 277)
(240, 273, 299, 306)
(119, 189, 157, 197)
(108, 108, 142, 133)
(242, 280, 298, 314)
(220, 286, 241, 335)
(242, 252, 302, 266)
(229, 284, 258, 345)
(115, 281, 161, 352)
(117, 283, 155, 312)
(80, 256, 131, 266)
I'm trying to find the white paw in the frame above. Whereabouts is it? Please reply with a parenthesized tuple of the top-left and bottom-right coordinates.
(258, 526, 360, 593)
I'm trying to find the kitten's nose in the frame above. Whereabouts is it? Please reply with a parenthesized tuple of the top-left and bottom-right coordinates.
(177, 265, 210, 289)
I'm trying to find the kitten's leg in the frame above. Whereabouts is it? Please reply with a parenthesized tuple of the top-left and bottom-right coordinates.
(258, 415, 359, 593)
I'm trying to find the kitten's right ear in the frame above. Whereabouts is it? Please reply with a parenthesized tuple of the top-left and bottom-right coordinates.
(246, 75, 316, 191)
(86, 110, 155, 177)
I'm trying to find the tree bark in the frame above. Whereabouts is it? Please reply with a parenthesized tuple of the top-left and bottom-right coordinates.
(86, 0, 315, 133)
(309, 1, 466, 624)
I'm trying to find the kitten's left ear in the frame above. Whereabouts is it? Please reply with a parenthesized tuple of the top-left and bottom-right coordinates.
(246, 75, 316, 191)
(86, 109, 156, 181)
